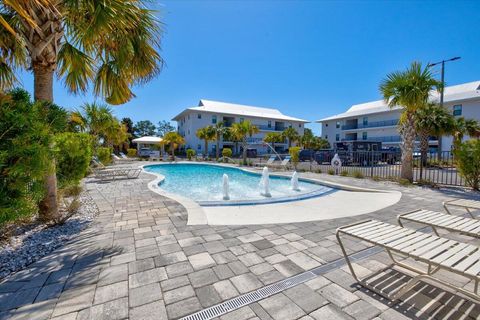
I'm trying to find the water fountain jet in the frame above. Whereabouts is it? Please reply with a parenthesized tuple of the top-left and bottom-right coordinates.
(222, 174, 230, 200)
(260, 167, 271, 197)
(291, 171, 300, 191)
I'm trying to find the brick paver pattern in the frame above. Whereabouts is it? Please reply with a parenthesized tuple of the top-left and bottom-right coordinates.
(1, 163, 480, 320)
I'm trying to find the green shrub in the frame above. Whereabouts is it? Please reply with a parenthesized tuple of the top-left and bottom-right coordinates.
(398, 178, 412, 186)
(186, 148, 196, 160)
(327, 169, 335, 175)
(0, 89, 53, 225)
(351, 170, 364, 179)
(97, 147, 113, 165)
(372, 175, 381, 181)
(55, 132, 93, 186)
(315, 169, 322, 174)
(289, 147, 301, 169)
(340, 170, 349, 176)
(222, 148, 232, 158)
(61, 183, 83, 197)
(454, 140, 480, 190)
(127, 148, 137, 157)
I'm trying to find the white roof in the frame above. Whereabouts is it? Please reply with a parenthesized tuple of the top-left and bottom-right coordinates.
(173, 99, 308, 122)
(317, 81, 480, 122)
(132, 136, 163, 144)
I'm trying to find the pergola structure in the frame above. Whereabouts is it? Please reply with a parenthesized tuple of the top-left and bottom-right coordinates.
(132, 136, 164, 155)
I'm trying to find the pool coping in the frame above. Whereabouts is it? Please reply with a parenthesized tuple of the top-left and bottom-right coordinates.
(140, 161, 396, 225)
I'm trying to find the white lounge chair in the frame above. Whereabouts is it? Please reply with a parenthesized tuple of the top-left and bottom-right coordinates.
(280, 155, 291, 168)
(398, 209, 480, 237)
(444, 199, 480, 219)
(337, 219, 480, 302)
(93, 167, 141, 181)
(255, 155, 276, 167)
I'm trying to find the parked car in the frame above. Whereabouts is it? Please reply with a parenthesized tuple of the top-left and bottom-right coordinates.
(246, 148, 257, 158)
(299, 149, 315, 161)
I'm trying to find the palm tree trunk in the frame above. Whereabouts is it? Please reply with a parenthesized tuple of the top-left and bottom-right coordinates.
(204, 140, 208, 160)
(34, 66, 60, 222)
(419, 131, 429, 179)
(216, 138, 220, 160)
(242, 141, 247, 164)
(399, 115, 415, 182)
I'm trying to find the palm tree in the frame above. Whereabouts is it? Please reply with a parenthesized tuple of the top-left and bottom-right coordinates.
(414, 103, 453, 168)
(70, 103, 115, 145)
(196, 126, 215, 159)
(0, 0, 164, 221)
(282, 127, 299, 148)
(263, 132, 282, 151)
(162, 132, 185, 160)
(231, 121, 259, 164)
(450, 117, 480, 150)
(379, 62, 441, 182)
(213, 122, 228, 160)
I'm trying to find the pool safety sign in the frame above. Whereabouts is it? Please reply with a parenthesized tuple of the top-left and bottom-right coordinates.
(331, 153, 342, 174)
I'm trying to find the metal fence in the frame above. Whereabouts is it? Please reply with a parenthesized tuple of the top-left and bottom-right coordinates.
(252, 150, 465, 187)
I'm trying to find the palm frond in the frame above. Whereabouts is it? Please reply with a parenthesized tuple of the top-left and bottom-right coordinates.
(57, 42, 95, 94)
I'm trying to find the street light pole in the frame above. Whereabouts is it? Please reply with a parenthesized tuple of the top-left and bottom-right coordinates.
(427, 56, 461, 153)
(428, 56, 460, 107)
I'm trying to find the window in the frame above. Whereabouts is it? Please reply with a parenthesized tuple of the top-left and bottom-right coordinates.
(453, 105, 462, 116)
(298, 124, 302, 128)
(335, 134, 340, 141)
(363, 117, 368, 126)
(336, 121, 340, 129)
(325, 123, 328, 127)
(197, 113, 202, 119)
(362, 132, 367, 140)
(239, 117, 244, 123)
(325, 135, 328, 139)
(267, 121, 272, 128)
(197, 144, 201, 150)
(212, 115, 217, 124)
(188, 130, 190, 135)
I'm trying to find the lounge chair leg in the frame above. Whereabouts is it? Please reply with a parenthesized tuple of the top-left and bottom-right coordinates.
(397, 216, 404, 228)
(336, 231, 360, 283)
(443, 202, 453, 215)
(431, 226, 439, 237)
(466, 208, 475, 219)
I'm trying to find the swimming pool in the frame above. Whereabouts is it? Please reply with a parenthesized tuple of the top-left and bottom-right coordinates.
(144, 163, 335, 205)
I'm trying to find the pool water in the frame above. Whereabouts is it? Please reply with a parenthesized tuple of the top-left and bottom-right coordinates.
(144, 163, 334, 204)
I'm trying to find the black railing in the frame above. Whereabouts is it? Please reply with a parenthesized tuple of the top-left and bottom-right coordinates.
(251, 150, 464, 187)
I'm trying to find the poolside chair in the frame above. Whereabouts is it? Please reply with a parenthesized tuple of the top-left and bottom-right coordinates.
(255, 155, 276, 167)
(93, 167, 141, 181)
(280, 155, 291, 169)
(444, 199, 480, 219)
(398, 209, 480, 237)
(337, 219, 480, 302)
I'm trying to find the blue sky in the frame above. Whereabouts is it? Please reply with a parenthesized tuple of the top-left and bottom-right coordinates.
(18, 0, 480, 135)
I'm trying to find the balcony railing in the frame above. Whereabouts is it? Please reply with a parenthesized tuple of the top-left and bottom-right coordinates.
(342, 119, 399, 130)
(255, 124, 284, 131)
(341, 136, 402, 143)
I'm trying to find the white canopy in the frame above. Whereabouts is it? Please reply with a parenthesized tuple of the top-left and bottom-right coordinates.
(132, 136, 163, 144)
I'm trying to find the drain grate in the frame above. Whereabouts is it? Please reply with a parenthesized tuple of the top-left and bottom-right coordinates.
(181, 271, 316, 320)
(180, 245, 384, 320)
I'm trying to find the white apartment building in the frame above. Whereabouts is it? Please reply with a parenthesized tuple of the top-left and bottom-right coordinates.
(173, 100, 308, 155)
(317, 81, 480, 152)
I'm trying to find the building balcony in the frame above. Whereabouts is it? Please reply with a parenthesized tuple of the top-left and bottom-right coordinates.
(342, 119, 399, 130)
(341, 136, 402, 143)
(255, 124, 285, 131)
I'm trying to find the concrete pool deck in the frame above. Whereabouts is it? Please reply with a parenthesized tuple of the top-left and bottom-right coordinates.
(203, 189, 401, 225)
(144, 162, 401, 226)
